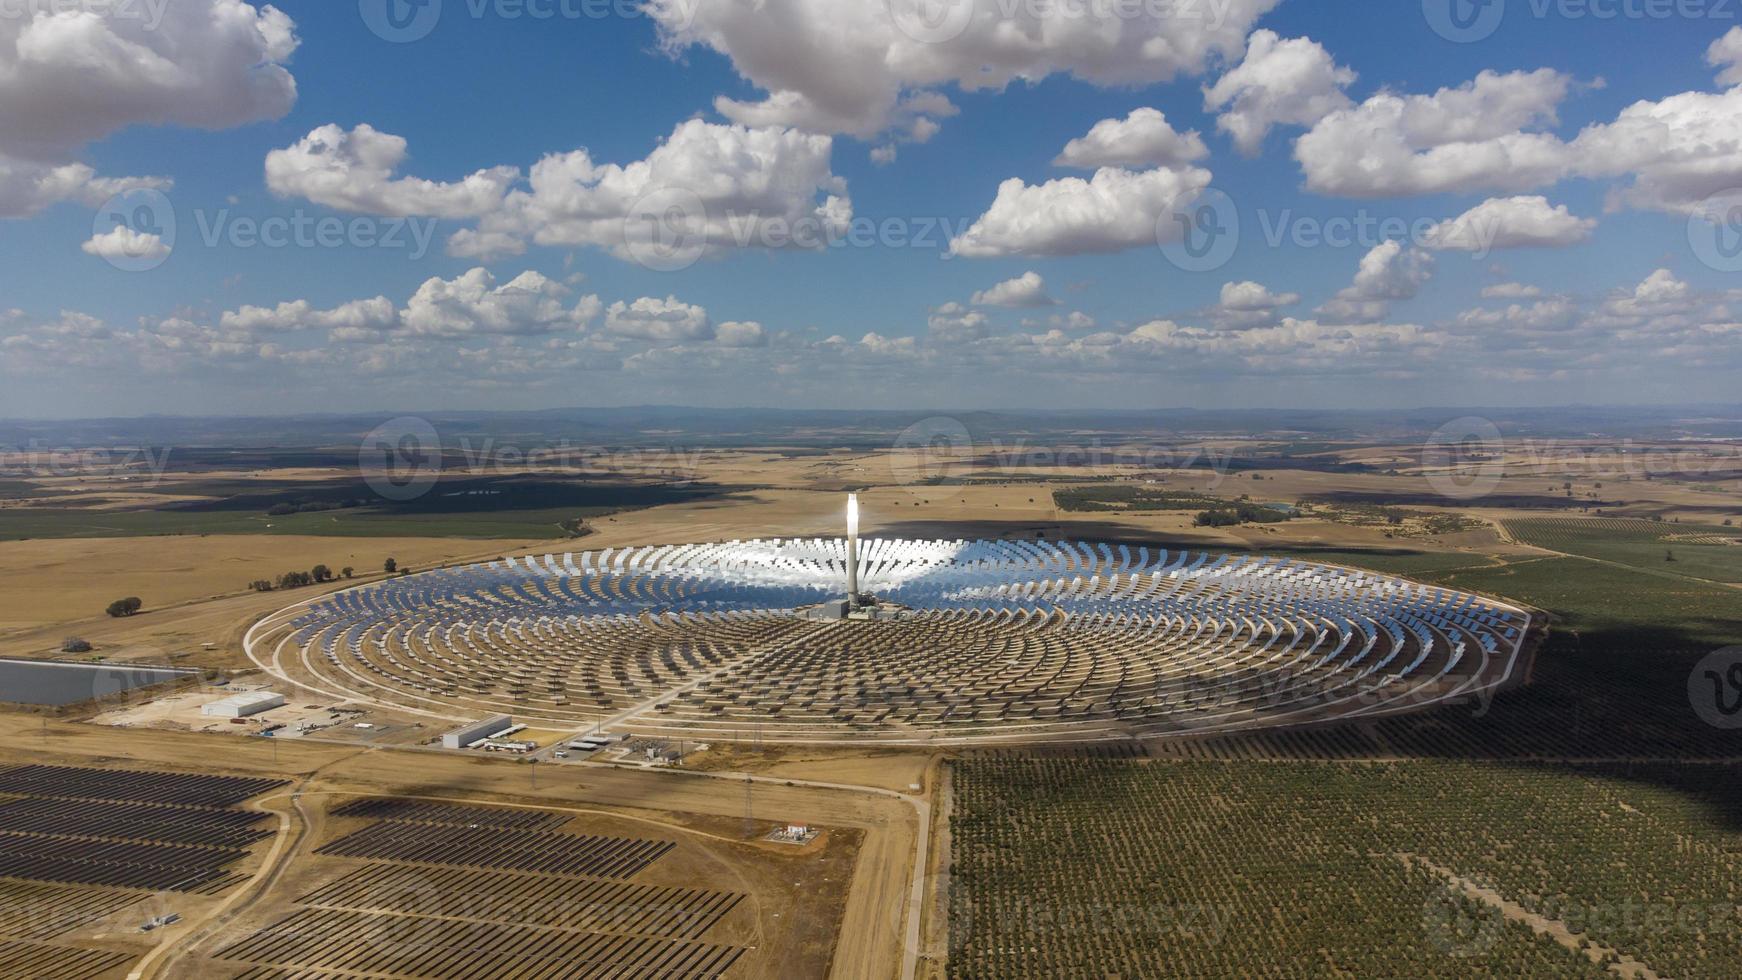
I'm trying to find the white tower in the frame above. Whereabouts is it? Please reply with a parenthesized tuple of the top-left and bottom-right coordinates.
(846, 493, 861, 602)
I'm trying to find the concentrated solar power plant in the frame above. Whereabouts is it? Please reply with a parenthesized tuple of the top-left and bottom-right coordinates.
(253, 526, 1531, 746)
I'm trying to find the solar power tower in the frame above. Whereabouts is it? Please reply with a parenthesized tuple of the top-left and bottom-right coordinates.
(846, 493, 862, 605)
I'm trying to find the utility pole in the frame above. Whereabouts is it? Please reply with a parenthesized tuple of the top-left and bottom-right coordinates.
(742, 775, 753, 840)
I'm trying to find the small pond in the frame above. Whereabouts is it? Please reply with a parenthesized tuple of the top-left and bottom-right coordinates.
(0, 658, 193, 706)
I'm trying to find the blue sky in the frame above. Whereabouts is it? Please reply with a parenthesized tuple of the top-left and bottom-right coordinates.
(2, 0, 1740, 416)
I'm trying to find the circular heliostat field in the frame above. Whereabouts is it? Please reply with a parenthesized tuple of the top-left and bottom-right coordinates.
(248, 539, 1531, 746)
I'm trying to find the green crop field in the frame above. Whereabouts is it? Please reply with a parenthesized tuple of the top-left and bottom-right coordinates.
(1356, 555, 1742, 762)
(0, 478, 722, 541)
(949, 757, 1742, 979)
(1505, 517, 1742, 584)
(1429, 555, 1741, 649)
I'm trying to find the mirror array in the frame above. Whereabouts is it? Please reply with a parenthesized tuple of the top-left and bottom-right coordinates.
(262, 539, 1531, 745)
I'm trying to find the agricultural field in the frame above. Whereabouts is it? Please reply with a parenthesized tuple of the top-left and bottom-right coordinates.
(1051, 485, 1228, 512)
(1505, 517, 1742, 584)
(948, 757, 1742, 979)
(1357, 554, 1742, 764)
(0, 474, 719, 541)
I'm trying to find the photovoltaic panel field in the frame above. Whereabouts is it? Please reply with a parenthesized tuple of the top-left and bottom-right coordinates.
(0, 765, 286, 980)
(216, 797, 751, 979)
(314, 822, 677, 879)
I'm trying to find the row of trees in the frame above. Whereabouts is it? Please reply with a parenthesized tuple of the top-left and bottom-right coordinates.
(950, 757, 1742, 979)
(1193, 501, 1293, 528)
(249, 558, 405, 594)
(102, 558, 406, 618)
(265, 497, 367, 517)
(249, 564, 355, 593)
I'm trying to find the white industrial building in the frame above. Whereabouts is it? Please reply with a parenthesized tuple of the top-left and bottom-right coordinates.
(442, 714, 514, 749)
(202, 691, 285, 718)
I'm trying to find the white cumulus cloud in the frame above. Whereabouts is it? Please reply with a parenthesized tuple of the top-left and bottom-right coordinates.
(1054, 108, 1208, 170)
(1423, 196, 1596, 253)
(460, 120, 851, 263)
(1318, 241, 1435, 323)
(972, 271, 1056, 308)
(402, 269, 600, 337)
(643, 0, 1278, 140)
(606, 296, 713, 345)
(1296, 69, 1576, 197)
(266, 124, 519, 219)
(1219, 281, 1301, 311)
(80, 225, 169, 263)
(952, 165, 1212, 258)
(0, 0, 297, 162)
(1204, 31, 1355, 156)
